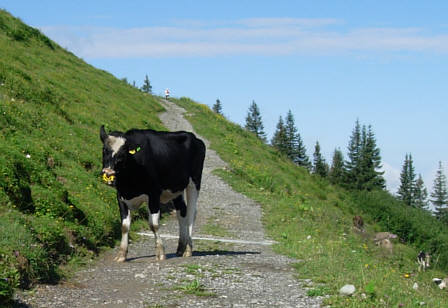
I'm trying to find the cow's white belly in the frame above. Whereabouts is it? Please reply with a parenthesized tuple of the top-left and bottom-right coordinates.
(160, 189, 183, 204)
(120, 190, 183, 209)
(120, 194, 149, 210)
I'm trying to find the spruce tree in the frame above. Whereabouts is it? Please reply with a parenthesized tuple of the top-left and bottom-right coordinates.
(430, 161, 448, 219)
(213, 99, 223, 115)
(397, 153, 416, 206)
(271, 116, 288, 155)
(345, 120, 384, 190)
(345, 119, 362, 188)
(284, 110, 299, 160)
(313, 141, 328, 177)
(296, 134, 311, 170)
(245, 100, 266, 142)
(414, 174, 429, 209)
(283, 110, 310, 169)
(358, 125, 385, 190)
(329, 148, 345, 185)
(141, 74, 152, 94)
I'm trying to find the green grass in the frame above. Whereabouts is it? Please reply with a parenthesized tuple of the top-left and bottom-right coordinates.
(0, 9, 165, 304)
(173, 96, 448, 307)
(173, 279, 216, 297)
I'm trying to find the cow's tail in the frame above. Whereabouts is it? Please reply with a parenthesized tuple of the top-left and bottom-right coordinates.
(191, 137, 206, 191)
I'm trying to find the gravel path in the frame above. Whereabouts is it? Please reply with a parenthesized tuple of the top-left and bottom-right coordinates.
(15, 99, 323, 307)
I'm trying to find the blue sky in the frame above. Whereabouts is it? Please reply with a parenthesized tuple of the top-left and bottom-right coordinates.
(2, 1, 448, 194)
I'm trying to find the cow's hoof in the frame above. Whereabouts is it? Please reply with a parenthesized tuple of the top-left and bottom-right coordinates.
(114, 255, 126, 262)
(176, 243, 186, 257)
(183, 245, 192, 257)
(156, 245, 166, 261)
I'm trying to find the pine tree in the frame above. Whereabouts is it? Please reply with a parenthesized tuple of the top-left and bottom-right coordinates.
(329, 148, 345, 185)
(414, 174, 428, 209)
(430, 161, 448, 219)
(284, 110, 298, 160)
(141, 74, 152, 94)
(212, 99, 223, 115)
(397, 153, 416, 206)
(345, 119, 362, 188)
(358, 125, 385, 190)
(296, 134, 311, 170)
(283, 110, 310, 169)
(245, 100, 266, 142)
(271, 116, 288, 155)
(313, 141, 328, 177)
(345, 120, 384, 190)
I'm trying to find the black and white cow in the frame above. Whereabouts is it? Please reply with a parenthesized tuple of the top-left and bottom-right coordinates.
(100, 125, 206, 262)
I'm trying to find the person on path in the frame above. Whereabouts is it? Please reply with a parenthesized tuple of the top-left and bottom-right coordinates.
(165, 88, 170, 99)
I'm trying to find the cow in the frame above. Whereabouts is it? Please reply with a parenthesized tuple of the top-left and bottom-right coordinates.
(417, 251, 431, 272)
(352, 215, 365, 233)
(99, 125, 206, 262)
(433, 278, 448, 290)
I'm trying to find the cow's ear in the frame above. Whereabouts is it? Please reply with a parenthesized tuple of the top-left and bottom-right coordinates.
(100, 125, 108, 143)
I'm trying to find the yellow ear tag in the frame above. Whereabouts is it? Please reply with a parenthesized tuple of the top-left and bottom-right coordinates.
(129, 147, 141, 155)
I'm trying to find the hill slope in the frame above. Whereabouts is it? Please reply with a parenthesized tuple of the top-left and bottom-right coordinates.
(173, 97, 448, 307)
(0, 9, 164, 303)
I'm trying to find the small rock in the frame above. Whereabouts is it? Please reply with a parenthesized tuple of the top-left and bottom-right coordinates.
(339, 284, 356, 296)
(134, 273, 146, 279)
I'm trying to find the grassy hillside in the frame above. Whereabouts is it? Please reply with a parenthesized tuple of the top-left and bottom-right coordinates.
(0, 10, 164, 304)
(173, 97, 448, 307)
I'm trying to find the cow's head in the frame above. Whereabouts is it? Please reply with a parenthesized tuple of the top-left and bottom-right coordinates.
(100, 125, 130, 185)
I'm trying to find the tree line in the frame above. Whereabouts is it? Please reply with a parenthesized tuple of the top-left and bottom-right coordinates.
(213, 99, 448, 220)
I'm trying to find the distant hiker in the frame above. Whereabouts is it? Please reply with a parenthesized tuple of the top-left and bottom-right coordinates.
(165, 88, 170, 99)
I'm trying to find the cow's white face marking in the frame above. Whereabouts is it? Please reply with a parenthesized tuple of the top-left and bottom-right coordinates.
(107, 136, 126, 157)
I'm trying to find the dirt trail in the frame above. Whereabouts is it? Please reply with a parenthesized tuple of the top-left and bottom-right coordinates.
(15, 99, 322, 307)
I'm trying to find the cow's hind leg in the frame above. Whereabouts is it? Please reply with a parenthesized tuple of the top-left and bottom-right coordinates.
(174, 194, 189, 256)
(115, 203, 130, 262)
(184, 179, 199, 257)
(148, 207, 165, 261)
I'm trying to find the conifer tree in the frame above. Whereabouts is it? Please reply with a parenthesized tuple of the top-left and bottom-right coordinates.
(284, 110, 299, 160)
(296, 134, 311, 170)
(345, 119, 362, 187)
(141, 74, 152, 94)
(283, 110, 310, 169)
(213, 99, 223, 115)
(397, 153, 416, 206)
(329, 148, 345, 185)
(414, 174, 429, 209)
(313, 141, 328, 177)
(271, 116, 288, 155)
(431, 161, 448, 219)
(245, 100, 266, 142)
(358, 125, 385, 190)
(345, 120, 384, 190)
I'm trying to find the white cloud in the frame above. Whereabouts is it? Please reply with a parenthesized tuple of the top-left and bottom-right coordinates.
(40, 18, 448, 58)
(381, 162, 401, 194)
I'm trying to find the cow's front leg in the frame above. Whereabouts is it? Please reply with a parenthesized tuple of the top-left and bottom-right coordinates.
(115, 202, 130, 262)
(148, 203, 165, 261)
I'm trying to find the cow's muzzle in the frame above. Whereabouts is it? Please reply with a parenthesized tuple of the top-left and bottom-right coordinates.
(102, 168, 116, 185)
